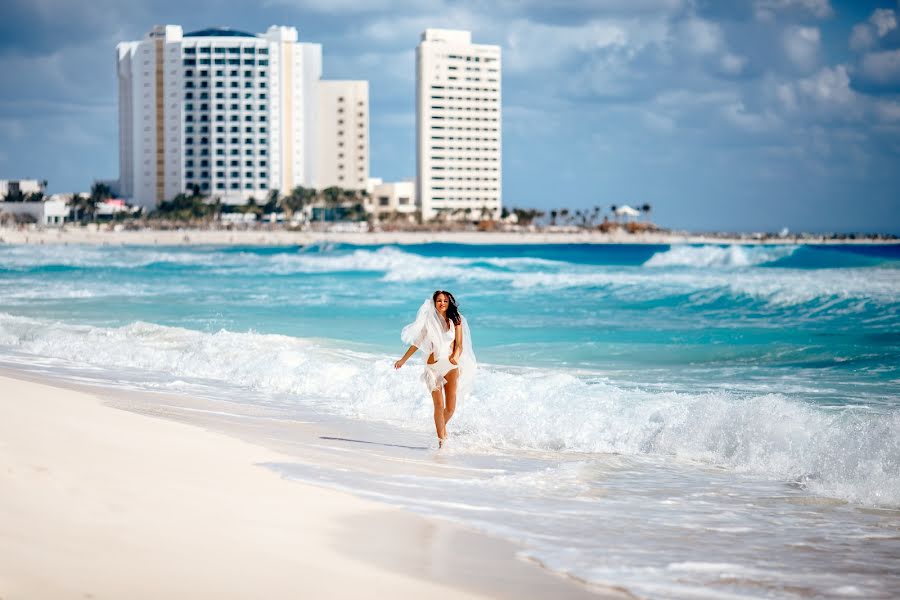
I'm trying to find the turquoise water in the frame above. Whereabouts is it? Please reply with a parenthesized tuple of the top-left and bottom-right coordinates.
(1, 242, 899, 598)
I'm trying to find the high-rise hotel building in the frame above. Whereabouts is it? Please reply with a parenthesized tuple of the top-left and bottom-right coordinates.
(117, 25, 368, 209)
(416, 29, 501, 221)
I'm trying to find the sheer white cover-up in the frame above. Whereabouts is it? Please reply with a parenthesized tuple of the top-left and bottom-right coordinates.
(401, 298, 477, 400)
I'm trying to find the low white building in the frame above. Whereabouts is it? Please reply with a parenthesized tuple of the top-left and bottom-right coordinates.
(0, 179, 45, 198)
(0, 198, 68, 226)
(367, 180, 417, 222)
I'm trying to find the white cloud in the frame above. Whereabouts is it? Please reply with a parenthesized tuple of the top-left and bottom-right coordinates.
(753, 0, 833, 21)
(776, 65, 863, 122)
(876, 99, 900, 122)
(721, 102, 779, 132)
(505, 19, 631, 73)
(849, 8, 898, 52)
(719, 53, 747, 76)
(679, 18, 723, 56)
(870, 8, 898, 37)
(860, 49, 900, 85)
(850, 24, 875, 51)
(264, 0, 442, 14)
(783, 26, 820, 71)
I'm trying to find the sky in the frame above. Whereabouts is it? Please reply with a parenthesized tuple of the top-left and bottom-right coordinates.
(1, 0, 899, 233)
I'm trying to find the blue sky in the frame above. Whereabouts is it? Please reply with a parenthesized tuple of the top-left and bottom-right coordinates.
(0, 0, 898, 232)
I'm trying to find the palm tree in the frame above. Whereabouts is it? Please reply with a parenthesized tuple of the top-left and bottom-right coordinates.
(549, 209, 558, 226)
(641, 203, 652, 222)
(281, 185, 314, 223)
(90, 182, 112, 203)
(69, 193, 86, 222)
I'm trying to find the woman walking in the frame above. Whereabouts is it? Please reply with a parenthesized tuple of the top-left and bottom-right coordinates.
(394, 291, 476, 448)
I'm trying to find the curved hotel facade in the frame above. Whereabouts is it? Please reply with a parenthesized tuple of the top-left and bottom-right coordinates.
(117, 25, 367, 209)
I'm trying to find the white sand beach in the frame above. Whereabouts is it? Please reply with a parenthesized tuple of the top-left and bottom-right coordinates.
(0, 370, 620, 599)
(0, 226, 892, 246)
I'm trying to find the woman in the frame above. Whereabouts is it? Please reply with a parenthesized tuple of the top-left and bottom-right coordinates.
(394, 291, 476, 448)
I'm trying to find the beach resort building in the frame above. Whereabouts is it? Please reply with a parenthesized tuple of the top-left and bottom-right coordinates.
(0, 179, 45, 198)
(367, 179, 417, 222)
(416, 29, 502, 221)
(116, 25, 369, 210)
(316, 81, 369, 190)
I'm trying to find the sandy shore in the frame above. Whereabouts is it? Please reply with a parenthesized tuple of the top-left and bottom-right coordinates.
(0, 371, 615, 599)
(1, 226, 893, 246)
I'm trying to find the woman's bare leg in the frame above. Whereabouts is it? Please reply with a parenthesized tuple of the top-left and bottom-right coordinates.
(443, 369, 459, 429)
(431, 388, 446, 441)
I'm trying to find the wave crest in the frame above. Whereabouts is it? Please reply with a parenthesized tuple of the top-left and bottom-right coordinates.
(644, 245, 799, 268)
(0, 313, 896, 507)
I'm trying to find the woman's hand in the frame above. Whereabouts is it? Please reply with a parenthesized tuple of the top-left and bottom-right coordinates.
(449, 356, 458, 365)
(394, 360, 404, 369)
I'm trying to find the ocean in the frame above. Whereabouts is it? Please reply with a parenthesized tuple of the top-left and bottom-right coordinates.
(1, 242, 898, 598)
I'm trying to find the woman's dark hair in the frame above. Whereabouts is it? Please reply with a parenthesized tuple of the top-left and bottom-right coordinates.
(433, 290, 461, 326)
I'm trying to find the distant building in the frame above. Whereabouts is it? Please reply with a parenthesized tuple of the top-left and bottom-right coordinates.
(316, 81, 369, 191)
(0, 197, 68, 226)
(416, 29, 502, 221)
(116, 25, 369, 210)
(0, 179, 45, 198)
(367, 180, 417, 222)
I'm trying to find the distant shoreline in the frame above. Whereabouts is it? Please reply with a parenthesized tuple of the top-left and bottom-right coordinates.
(0, 226, 896, 246)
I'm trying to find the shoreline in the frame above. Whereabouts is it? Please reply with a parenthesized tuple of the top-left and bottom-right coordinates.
(1, 226, 896, 246)
(0, 367, 620, 599)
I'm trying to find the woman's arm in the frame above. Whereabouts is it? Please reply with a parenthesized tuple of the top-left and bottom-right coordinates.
(450, 323, 462, 364)
(394, 345, 418, 369)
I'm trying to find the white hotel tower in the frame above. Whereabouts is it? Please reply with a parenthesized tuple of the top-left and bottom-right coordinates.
(117, 25, 368, 209)
(416, 29, 501, 221)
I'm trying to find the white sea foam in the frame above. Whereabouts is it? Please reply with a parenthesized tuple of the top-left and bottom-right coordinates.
(644, 244, 799, 268)
(1, 312, 896, 507)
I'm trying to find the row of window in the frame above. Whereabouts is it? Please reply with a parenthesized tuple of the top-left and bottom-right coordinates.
(431, 147, 498, 154)
(187, 160, 268, 168)
(185, 114, 268, 122)
(184, 47, 268, 55)
(432, 186, 498, 191)
(431, 166, 500, 172)
(184, 58, 269, 67)
(431, 197, 498, 202)
(186, 125, 266, 134)
(432, 85, 499, 93)
(432, 176, 499, 182)
(431, 125, 500, 133)
(431, 135, 498, 142)
(185, 181, 270, 191)
(430, 106, 499, 114)
(185, 70, 267, 79)
(432, 156, 499, 162)
(431, 115, 499, 123)
(430, 95, 498, 103)
(443, 76, 497, 83)
(185, 104, 268, 112)
(186, 148, 268, 157)
(185, 80, 268, 89)
(186, 138, 268, 145)
(185, 92, 266, 100)
(186, 172, 267, 179)
(445, 55, 497, 63)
